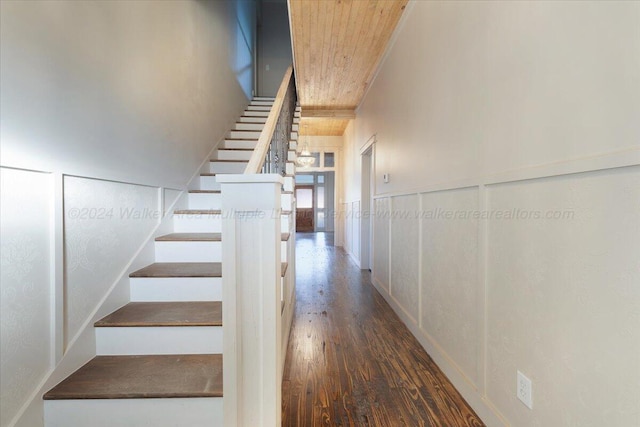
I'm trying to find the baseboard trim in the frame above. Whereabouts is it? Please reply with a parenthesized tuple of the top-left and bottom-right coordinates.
(371, 275, 510, 427)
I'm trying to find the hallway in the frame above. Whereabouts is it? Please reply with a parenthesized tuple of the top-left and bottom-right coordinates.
(282, 233, 485, 427)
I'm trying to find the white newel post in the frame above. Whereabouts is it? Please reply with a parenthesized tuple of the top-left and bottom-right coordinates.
(218, 174, 283, 427)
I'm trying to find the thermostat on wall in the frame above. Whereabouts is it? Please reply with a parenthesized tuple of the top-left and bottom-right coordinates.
(383, 173, 390, 183)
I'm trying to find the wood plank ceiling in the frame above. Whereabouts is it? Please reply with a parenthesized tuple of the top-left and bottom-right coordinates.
(288, 0, 408, 136)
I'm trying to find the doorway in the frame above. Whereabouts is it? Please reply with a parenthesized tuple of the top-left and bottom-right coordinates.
(296, 185, 314, 232)
(295, 172, 335, 233)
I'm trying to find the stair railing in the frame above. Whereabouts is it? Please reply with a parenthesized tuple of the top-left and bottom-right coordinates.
(245, 65, 296, 175)
(217, 66, 297, 427)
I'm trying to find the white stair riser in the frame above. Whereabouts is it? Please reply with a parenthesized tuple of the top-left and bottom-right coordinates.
(281, 241, 288, 262)
(234, 122, 264, 131)
(243, 110, 269, 117)
(155, 240, 287, 263)
(189, 192, 290, 211)
(250, 101, 273, 106)
(215, 150, 254, 161)
(292, 124, 299, 132)
(228, 130, 261, 139)
(281, 277, 285, 302)
(281, 214, 291, 233)
(173, 214, 221, 232)
(209, 161, 246, 174)
(290, 141, 297, 150)
(95, 327, 222, 355)
(291, 131, 298, 140)
(253, 97, 275, 101)
(44, 398, 222, 427)
(281, 193, 294, 211)
(246, 105, 271, 111)
(238, 116, 267, 123)
(174, 212, 288, 232)
(286, 162, 295, 175)
(199, 176, 220, 191)
(155, 241, 222, 262)
(221, 139, 258, 149)
(288, 151, 297, 162)
(188, 193, 221, 210)
(130, 277, 222, 302)
(284, 176, 294, 192)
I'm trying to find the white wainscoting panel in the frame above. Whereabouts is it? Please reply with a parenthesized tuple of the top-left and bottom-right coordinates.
(64, 176, 159, 345)
(344, 202, 352, 255)
(486, 166, 640, 426)
(373, 197, 390, 292)
(0, 168, 52, 427)
(343, 200, 362, 267)
(420, 187, 479, 386)
(389, 194, 420, 321)
(351, 201, 361, 265)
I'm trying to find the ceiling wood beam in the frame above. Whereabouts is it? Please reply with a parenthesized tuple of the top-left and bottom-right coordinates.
(301, 109, 356, 120)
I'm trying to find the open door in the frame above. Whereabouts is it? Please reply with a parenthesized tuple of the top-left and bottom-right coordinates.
(296, 185, 314, 232)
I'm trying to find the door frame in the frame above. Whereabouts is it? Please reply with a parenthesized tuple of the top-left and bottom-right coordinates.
(359, 135, 376, 270)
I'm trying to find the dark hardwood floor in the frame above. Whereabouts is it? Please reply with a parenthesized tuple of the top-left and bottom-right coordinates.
(282, 232, 485, 427)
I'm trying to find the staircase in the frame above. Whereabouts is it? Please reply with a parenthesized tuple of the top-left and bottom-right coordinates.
(43, 96, 300, 427)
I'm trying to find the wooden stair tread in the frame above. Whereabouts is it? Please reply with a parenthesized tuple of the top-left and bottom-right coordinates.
(95, 302, 222, 327)
(130, 262, 222, 278)
(175, 209, 290, 215)
(43, 354, 222, 400)
(174, 209, 222, 215)
(156, 233, 222, 241)
(156, 232, 290, 242)
(130, 262, 288, 277)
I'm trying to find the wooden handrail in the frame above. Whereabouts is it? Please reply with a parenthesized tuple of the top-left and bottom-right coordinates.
(244, 65, 294, 174)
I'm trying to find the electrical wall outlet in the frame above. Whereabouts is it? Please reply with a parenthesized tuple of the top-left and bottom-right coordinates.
(517, 370, 533, 409)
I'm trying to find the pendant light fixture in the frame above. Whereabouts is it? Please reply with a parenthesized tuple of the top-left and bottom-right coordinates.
(296, 124, 316, 168)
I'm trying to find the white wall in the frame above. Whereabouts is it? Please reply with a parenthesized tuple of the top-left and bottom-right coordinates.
(0, 1, 255, 426)
(342, 121, 359, 261)
(257, 0, 292, 96)
(0, 0, 252, 189)
(63, 177, 160, 346)
(343, 1, 640, 426)
(0, 169, 52, 427)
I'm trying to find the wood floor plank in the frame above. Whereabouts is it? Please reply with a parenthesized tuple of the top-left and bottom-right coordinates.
(282, 232, 485, 427)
